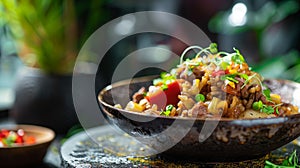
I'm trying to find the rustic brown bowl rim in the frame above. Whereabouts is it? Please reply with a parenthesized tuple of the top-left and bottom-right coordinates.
(98, 76, 300, 124)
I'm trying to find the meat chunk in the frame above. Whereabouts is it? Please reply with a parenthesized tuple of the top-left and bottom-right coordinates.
(187, 102, 207, 117)
(192, 68, 205, 79)
(132, 87, 146, 103)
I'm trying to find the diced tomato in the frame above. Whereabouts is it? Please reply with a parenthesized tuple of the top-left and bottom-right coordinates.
(25, 136, 36, 145)
(146, 80, 181, 110)
(0, 132, 4, 139)
(15, 136, 24, 144)
(0, 129, 35, 146)
(212, 70, 225, 77)
(164, 81, 181, 107)
(1, 129, 9, 137)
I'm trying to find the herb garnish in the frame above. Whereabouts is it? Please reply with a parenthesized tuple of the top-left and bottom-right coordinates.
(209, 43, 218, 54)
(252, 100, 274, 114)
(265, 150, 300, 168)
(232, 48, 245, 64)
(263, 88, 272, 101)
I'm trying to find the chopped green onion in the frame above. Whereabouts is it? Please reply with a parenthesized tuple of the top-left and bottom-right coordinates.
(153, 78, 163, 86)
(195, 94, 205, 102)
(160, 110, 171, 116)
(153, 72, 176, 90)
(160, 104, 174, 116)
(161, 85, 168, 91)
(166, 104, 174, 111)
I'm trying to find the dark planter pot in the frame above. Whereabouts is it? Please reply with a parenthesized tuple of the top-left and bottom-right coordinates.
(11, 67, 79, 134)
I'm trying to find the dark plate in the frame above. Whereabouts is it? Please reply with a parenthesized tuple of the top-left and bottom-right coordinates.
(98, 76, 300, 162)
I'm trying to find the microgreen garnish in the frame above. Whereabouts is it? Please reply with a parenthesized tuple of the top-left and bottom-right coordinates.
(275, 107, 280, 114)
(217, 47, 246, 65)
(252, 100, 263, 111)
(195, 43, 218, 58)
(221, 74, 239, 83)
(263, 88, 272, 101)
(252, 100, 274, 114)
(239, 73, 249, 80)
(209, 43, 218, 54)
(195, 94, 205, 102)
(232, 48, 245, 64)
(241, 73, 258, 89)
(160, 104, 174, 116)
(220, 61, 230, 70)
(180, 46, 203, 64)
(265, 150, 300, 168)
(261, 105, 275, 114)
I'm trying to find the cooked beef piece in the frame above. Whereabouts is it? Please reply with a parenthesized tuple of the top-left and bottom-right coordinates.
(192, 68, 205, 79)
(188, 102, 207, 117)
(132, 87, 146, 103)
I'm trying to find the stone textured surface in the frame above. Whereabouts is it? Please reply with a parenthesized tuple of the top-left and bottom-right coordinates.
(61, 125, 300, 168)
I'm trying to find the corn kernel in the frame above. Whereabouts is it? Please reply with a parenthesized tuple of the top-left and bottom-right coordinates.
(194, 79, 200, 88)
(228, 81, 235, 88)
(125, 101, 144, 112)
(229, 69, 237, 74)
(270, 94, 281, 104)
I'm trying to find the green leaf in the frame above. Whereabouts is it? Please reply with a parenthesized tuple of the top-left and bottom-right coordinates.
(253, 101, 263, 111)
(262, 105, 274, 114)
(221, 74, 239, 83)
(226, 76, 239, 83)
(195, 94, 205, 102)
(263, 88, 271, 101)
(232, 48, 245, 64)
(265, 150, 300, 168)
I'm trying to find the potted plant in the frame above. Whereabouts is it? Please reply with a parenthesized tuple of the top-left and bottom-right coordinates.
(0, 0, 109, 133)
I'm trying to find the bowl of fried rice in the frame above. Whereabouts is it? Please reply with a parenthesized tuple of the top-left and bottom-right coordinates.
(98, 43, 300, 162)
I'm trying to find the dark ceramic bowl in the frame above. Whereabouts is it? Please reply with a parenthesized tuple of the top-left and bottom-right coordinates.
(98, 76, 300, 162)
